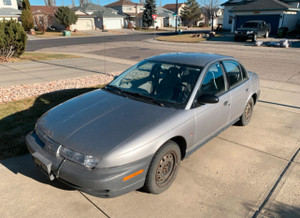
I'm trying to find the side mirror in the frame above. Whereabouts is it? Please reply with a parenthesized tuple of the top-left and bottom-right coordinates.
(197, 94, 219, 104)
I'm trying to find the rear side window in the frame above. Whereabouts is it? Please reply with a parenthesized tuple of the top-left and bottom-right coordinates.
(222, 61, 243, 88)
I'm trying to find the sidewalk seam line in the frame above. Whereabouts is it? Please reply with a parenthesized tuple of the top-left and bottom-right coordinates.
(252, 147, 300, 218)
(78, 191, 110, 218)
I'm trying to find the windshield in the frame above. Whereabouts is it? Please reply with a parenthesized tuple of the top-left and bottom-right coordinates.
(105, 60, 202, 108)
(242, 22, 258, 28)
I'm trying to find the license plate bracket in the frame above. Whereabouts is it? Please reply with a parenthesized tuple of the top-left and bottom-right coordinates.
(32, 152, 54, 180)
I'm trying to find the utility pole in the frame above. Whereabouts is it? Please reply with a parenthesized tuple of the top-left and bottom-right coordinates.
(175, 0, 178, 34)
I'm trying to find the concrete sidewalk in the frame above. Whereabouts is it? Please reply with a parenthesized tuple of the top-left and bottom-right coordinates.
(0, 56, 134, 88)
(0, 79, 299, 218)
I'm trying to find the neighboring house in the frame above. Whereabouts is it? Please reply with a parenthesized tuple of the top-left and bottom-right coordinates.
(162, 3, 185, 26)
(222, 0, 300, 34)
(136, 7, 178, 28)
(105, 0, 144, 27)
(157, 7, 178, 27)
(0, 0, 21, 20)
(199, 8, 224, 27)
(31, 6, 64, 30)
(162, 3, 185, 15)
(72, 3, 125, 30)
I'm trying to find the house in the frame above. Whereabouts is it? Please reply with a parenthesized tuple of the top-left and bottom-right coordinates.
(31, 6, 64, 30)
(157, 7, 178, 27)
(0, 0, 21, 20)
(199, 8, 224, 27)
(222, 0, 300, 34)
(105, 0, 144, 27)
(162, 3, 185, 26)
(162, 3, 185, 15)
(136, 7, 178, 28)
(72, 3, 125, 30)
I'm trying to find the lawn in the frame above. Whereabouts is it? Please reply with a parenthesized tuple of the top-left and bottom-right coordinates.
(1, 52, 81, 63)
(156, 34, 207, 43)
(35, 31, 90, 38)
(0, 87, 101, 160)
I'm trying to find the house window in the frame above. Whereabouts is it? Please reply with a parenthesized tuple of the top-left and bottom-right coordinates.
(229, 15, 233, 24)
(3, 0, 12, 5)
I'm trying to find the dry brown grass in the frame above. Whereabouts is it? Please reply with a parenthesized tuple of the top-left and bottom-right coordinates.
(156, 34, 207, 43)
(35, 31, 90, 38)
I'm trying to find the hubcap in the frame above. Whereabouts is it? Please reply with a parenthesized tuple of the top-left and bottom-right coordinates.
(244, 102, 252, 122)
(155, 151, 178, 187)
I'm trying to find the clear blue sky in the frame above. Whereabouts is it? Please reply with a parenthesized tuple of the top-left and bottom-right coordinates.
(29, 0, 226, 7)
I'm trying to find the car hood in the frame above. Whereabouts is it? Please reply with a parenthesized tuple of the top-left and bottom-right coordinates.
(37, 89, 176, 157)
(236, 27, 256, 31)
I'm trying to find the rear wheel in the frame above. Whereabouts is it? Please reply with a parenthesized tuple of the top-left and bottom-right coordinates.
(144, 141, 181, 194)
(237, 97, 254, 126)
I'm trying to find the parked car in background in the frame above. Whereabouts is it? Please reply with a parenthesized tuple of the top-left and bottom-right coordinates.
(234, 20, 271, 42)
(26, 53, 260, 198)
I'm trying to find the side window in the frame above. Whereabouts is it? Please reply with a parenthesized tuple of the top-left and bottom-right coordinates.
(222, 61, 243, 88)
(199, 62, 226, 97)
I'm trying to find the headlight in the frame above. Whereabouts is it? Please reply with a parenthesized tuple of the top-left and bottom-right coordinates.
(246, 31, 254, 34)
(234, 31, 238, 34)
(59, 146, 99, 169)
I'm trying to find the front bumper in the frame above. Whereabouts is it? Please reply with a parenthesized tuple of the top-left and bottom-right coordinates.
(26, 131, 152, 198)
(234, 34, 253, 40)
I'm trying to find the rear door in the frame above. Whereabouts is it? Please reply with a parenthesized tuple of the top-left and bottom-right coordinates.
(222, 60, 250, 123)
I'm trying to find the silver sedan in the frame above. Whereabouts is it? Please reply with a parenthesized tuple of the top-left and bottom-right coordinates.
(26, 53, 260, 198)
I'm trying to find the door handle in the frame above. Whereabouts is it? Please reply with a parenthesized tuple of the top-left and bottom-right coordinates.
(223, 101, 229, 106)
(245, 88, 249, 92)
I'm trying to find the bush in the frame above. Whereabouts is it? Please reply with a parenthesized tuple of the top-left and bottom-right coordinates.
(0, 19, 27, 58)
(21, 0, 34, 31)
(55, 7, 78, 30)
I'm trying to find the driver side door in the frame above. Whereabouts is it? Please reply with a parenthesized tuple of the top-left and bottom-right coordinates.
(192, 62, 231, 148)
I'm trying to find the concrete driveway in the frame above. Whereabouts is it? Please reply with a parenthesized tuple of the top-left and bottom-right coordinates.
(1, 35, 300, 217)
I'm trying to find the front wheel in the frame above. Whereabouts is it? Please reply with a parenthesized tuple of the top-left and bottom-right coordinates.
(143, 141, 181, 194)
(237, 97, 254, 126)
(252, 34, 257, 42)
(264, 31, 269, 38)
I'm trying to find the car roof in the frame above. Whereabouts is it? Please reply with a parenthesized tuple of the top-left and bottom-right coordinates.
(146, 53, 233, 68)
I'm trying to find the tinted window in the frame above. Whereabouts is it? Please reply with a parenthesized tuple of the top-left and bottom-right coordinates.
(222, 61, 243, 87)
(199, 63, 225, 96)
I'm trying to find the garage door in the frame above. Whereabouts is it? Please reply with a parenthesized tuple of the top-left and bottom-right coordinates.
(235, 15, 280, 35)
(154, 19, 162, 28)
(74, 19, 94, 31)
(104, 19, 122, 30)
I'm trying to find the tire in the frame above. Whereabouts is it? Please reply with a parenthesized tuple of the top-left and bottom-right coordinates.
(144, 141, 181, 194)
(264, 31, 269, 38)
(252, 34, 257, 42)
(237, 97, 254, 126)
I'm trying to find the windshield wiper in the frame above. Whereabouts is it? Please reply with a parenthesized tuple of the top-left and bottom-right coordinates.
(103, 85, 127, 97)
(124, 92, 165, 107)
(104, 85, 165, 107)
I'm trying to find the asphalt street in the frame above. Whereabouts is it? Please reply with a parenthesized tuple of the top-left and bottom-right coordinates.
(1, 32, 300, 217)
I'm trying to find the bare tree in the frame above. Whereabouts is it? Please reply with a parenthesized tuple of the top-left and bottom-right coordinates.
(44, 0, 56, 6)
(80, 0, 88, 7)
(201, 0, 220, 31)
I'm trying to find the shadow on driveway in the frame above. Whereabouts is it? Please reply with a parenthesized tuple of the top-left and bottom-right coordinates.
(0, 88, 100, 189)
(0, 88, 97, 160)
(0, 154, 73, 191)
